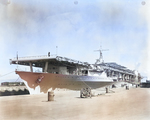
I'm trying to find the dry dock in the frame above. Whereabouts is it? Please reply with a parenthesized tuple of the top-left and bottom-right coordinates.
(0, 87, 150, 120)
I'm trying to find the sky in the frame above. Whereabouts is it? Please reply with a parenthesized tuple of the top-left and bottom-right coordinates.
(0, 0, 150, 81)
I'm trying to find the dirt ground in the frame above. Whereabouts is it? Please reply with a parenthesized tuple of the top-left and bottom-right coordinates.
(0, 87, 150, 120)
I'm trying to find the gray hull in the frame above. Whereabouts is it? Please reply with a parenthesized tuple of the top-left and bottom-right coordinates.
(16, 71, 114, 94)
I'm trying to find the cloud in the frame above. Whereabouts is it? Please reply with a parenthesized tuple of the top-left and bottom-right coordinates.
(0, 0, 10, 5)
(138, 0, 150, 78)
(0, 0, 149, 79)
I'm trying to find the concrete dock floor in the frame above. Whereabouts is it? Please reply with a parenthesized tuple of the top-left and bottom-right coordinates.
(0, 87, 150, 120)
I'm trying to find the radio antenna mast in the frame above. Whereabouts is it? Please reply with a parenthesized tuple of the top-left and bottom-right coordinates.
(94, 45, 109, 64)
(56, 46, 58, 56)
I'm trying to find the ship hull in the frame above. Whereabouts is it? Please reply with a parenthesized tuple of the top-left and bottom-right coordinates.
(16, 71, 114, 94)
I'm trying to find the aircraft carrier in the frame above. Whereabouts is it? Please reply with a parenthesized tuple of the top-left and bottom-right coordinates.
(9, 49, 142, 95)
(9, 50, 141, 95)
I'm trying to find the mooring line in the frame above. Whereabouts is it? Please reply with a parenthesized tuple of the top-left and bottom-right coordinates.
(0, 71, 15, 78)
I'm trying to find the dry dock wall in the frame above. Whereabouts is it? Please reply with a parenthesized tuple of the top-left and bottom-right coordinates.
(0, 86, 29, 96)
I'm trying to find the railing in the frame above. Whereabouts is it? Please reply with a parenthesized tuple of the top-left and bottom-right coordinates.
(11, 55, 89, 67)
(13, 54, 57, 60)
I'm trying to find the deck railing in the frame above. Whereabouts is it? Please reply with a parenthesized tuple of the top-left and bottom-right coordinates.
(13, 54, 57, 60)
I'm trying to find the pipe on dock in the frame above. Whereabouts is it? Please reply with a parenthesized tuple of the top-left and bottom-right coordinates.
(106, 87, 109, 93)
(136, 85, 138, 88)
(48, 91, 55, 101)
(126, 86, 129, 90)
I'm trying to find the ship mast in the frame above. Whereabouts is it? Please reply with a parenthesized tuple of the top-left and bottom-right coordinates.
(94, 46, 109, 64)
